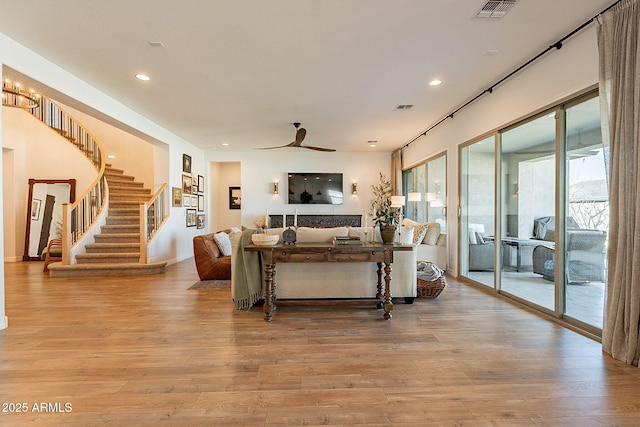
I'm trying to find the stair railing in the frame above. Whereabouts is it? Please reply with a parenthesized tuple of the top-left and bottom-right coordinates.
(3, 80, 107, 264)
(140, 184, 169, 263)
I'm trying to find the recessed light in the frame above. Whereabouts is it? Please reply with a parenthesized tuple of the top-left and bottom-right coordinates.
(107, 154, 116, 159)
(429, 79, 442, 86)
(222, 143, 229, 146)
(368, 140, 377, 148)
(135, 73, 150, 81)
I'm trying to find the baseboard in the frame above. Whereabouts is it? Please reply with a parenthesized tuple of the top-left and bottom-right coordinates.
(4, 256, 23, 262)
(0, 315, 7, 330)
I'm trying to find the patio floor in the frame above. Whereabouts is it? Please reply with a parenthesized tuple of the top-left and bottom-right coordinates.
(467, 270, 604, 329)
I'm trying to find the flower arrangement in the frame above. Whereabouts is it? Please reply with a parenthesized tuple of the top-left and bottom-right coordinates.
(370, 172, 400, 229)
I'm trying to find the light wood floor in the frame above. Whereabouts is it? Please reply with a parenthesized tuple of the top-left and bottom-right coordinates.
(2, 260, 640, 426)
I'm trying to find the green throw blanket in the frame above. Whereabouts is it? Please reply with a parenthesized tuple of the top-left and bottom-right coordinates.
(232, 229, 264, 309)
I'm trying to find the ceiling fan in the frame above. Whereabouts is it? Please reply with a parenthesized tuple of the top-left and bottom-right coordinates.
(258, 123, 336, 152)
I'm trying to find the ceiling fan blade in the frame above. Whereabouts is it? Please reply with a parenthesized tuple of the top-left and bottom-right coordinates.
(302, 145, 336, 152)
(256, 142, 296, 150)
(295, 127, 307, 144)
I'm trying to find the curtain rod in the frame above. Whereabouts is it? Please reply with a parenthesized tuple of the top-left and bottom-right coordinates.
(399, 0, 621, 152)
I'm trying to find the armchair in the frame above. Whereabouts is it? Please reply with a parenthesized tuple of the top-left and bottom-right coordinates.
(532, 229, 606, 283)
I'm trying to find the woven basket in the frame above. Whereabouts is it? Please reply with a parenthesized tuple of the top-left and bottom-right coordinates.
(417, 274, 447, 299)
(417, 261, 447, 299)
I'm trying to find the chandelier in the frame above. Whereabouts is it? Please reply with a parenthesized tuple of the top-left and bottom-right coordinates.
(2, 79, 40, 109)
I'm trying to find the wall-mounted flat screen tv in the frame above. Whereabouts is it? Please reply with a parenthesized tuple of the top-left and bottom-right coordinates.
(287, 173, 343, 204)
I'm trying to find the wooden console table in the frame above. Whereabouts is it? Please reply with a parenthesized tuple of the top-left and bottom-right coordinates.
(244, 242, 412, 322)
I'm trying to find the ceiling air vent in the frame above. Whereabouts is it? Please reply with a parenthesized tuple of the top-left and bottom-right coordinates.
(477, 0, 517, 18)
(395, 104, 413, 111)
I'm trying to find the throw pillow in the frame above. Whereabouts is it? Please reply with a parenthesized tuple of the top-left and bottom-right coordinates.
(475, 232, 485, 245)
(412, 223, 429, 245)
(398, 226, 415, 245)
(213, 232, 232, 256)
(423, 222, 441, 245)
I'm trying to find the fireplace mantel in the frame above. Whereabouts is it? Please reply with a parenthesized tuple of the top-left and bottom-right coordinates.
(268, 214, 361, 228)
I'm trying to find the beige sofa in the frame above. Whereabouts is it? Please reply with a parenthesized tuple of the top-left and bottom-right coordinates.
(230, 226, 417, 302)
(402, 219, 446, 270)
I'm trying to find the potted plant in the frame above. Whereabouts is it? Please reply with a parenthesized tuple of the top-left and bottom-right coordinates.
(370, 172, 400, 243)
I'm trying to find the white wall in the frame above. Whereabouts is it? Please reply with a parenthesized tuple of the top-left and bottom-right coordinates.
(206, 150, 392, 230)
(402, 26, 600, 276)
(209, 162, 241, 231)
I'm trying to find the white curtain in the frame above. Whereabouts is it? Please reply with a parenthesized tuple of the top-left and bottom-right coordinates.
(391, 149, 403, 196)
(598, 0, 640, 366)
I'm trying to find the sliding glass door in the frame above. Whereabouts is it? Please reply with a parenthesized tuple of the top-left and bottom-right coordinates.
(457, 90, 606, 334)
(403, 153, 446, 226)
(459, 136, 495, 287)
(500, 112, 557, 310)
(564, 96, 608, 329)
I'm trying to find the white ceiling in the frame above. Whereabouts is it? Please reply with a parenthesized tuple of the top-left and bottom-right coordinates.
(0, 0, 615, 152)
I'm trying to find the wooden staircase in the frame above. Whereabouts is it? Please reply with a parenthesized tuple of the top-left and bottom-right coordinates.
(48, 166, 166, 277)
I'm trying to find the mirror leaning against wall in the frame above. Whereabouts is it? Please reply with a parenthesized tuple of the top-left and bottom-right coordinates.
(23, 179, 76, 260)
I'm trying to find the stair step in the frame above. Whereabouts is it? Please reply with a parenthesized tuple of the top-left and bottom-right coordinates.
(94, 233, 140, 243)
(105, 172, 136, 181)
(109, 208, 140, 216)
(110, 194, 151, 202)
(106, 216, 140, 225)
(76, 253, 141, 264)
(110, 186, 150, 193)
(85, 242, 140, 253)
(48, 262, 166, 277)
(108, 181, 145, 189)
(109, 200, 144, 208)
(101, 224, 140, 234)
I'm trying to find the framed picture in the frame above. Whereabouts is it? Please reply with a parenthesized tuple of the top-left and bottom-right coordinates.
(182, 154, 192, 173)
(191, 195, 198, 207)
(182, 194, 190, 207)
(229, 186, 241, 210)
(31, 198, 42, 220)
(196, 214, 205, 229)
(182, 174, 193, 194)
(172, 187, 182, 207)
(186, 208, 196, 227)
(197, 194, 204, 212)
(192, 184, 198, 195)
(197, 175, 204, 193)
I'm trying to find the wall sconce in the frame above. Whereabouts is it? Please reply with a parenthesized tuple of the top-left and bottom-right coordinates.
(352, 182, 358, 195)
(407, 192, 422, 202)
(273, 182, 279, 194)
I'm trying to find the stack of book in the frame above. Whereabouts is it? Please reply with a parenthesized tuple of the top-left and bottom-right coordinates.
(333, 236, 362, 245)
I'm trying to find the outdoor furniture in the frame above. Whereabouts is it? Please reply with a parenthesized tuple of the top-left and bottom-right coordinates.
(532, 229, 607, 283)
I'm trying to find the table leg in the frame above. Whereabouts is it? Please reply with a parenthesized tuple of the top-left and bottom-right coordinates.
(376, 262, 383, 309)
(264, 263, 275, 322)
(383, 261, 393, 320)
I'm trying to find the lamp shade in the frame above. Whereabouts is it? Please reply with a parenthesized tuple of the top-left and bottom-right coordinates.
(407, 192, 422, 202)
(390, 196, 406, 207)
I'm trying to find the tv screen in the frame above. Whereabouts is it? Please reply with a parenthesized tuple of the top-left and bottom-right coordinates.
(288, 173, 343, 204)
